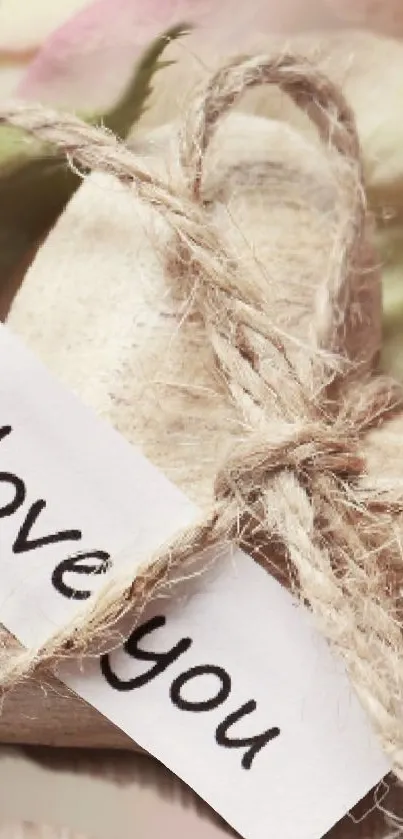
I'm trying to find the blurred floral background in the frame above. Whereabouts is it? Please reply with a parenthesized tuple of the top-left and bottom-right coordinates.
(1, 0, 403, 113)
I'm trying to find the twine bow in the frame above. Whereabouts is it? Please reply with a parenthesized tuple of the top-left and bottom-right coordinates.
(1, 54, 403, 777)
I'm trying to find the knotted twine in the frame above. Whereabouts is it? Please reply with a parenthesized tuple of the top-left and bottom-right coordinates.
(1, 53, 403, 777)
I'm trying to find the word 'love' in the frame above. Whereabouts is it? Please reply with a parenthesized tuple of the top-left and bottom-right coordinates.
(0, 424, 112, 600)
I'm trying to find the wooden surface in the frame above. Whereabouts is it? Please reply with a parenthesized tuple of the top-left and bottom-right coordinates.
(0, 629, 139, 750)
(0, 680, 138, 750)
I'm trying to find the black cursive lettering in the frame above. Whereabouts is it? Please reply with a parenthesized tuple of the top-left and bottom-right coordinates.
(215, 700, 280, 769)
(101, 615, 192, 691)
(170, 665, 231, 712)
(13, 499, 82, 554)
(52, 550, 112, 600)
(0, 471, 26, 517)
(0, 422, 282, 771)
(0, 425, 12, 444)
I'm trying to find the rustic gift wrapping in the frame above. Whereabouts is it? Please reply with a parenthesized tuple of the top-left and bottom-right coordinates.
(0, 53, 401, 823)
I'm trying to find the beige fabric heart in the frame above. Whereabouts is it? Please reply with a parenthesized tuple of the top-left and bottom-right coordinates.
(1, 97, 382, 748)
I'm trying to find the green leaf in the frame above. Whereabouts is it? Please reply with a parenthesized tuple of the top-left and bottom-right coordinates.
(0, 126, 47, 169)
(0, 154, 79, 317)
(101, 23, 191, 137)
(0, 23, 190, 314)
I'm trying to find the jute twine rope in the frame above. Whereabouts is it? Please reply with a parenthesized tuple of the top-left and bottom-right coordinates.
(1, 53, 403, 776)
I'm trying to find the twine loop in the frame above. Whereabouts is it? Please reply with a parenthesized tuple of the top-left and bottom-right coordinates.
(1, 53, 403, 779)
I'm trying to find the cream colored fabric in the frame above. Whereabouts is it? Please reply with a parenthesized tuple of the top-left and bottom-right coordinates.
(8, 111, 379, 504)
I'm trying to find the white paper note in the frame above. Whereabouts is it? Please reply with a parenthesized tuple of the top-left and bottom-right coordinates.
(0, 323, 389, 839)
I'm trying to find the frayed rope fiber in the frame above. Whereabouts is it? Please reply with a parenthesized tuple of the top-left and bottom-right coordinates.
(1, 53, 403, 775)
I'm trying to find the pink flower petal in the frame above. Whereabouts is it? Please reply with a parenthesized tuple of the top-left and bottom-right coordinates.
(19, 0, 393, 119)
(17, 0, 216, 112)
